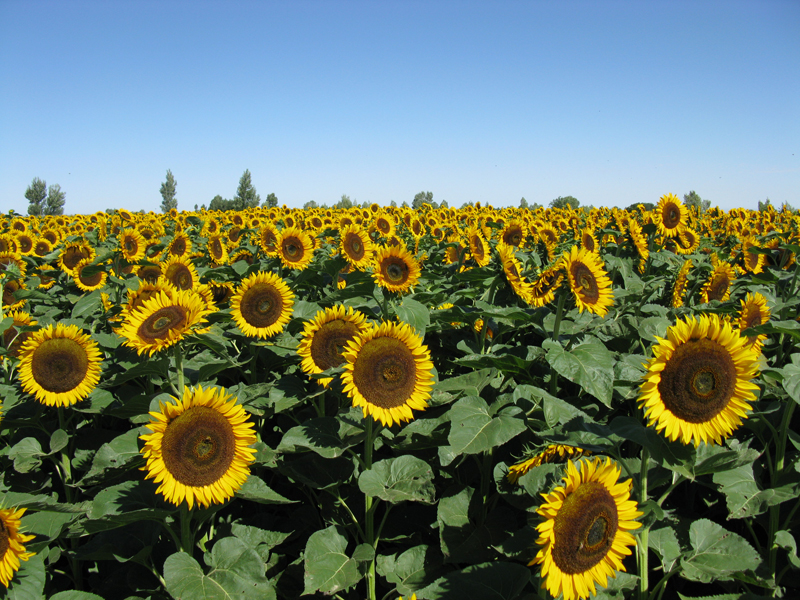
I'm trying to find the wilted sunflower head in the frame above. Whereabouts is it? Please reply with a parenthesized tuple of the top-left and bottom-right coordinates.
(277, 226, 314, 270)
(117, 289, 212, 356)
(140, 385, 257, 509)
(339, 225, 374, 269)
(530, 457, 642, 600)
(18, 323, 102, 407)
(638, 313, 760, 446)
(297, 305, 370, 387)
(341, 321, 435, 427)
(656, 193, 686, 238)
(373, 245, 421, 294)
(230, 271, 295, 339)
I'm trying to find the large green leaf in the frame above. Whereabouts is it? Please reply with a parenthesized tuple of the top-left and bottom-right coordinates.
(277, 416, 362, 458)
(543, 336, 615, 407)
(78, 427, 143, 484)
(782, 354, 800, 404)
(84, 480, 174, 534)
(50, 593, 106, 600)
(713, 465, 797, 519)
(417, 561, 530, 600)
(680, 519, 761, 582)
(649, 527, 683, 572)
(447, 396, 526, 455)
(235, 475, 295, 505)
(5, 552, 45, 600)
(302, 525, 362, 595)
(358, 455, 435, 504)
(377, 544, 442, 597)
(436, 486, 494, 565)
(8, 437, 46, 473)
(164, 537, 275, 600)
(395, 297, 431, 336)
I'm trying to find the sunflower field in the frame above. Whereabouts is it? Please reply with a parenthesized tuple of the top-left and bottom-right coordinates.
(0, 195, 799, 600)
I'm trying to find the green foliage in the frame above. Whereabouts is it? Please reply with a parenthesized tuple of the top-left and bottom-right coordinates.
(684, 190, 710, 214)
(413, 190, 433, 209)
(550, 195, 579, 209)
(159, 169, 178, 213)
(25, 177, 65, 216)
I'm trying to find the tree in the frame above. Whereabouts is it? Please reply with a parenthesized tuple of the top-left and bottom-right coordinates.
(550, 196, 580, 210)
(336, 194, 353, 209)
(44, 184, 66, 215)
(519, 197, 529, 209)
(25, 177, 47, 216)
(758, 198, 773, 212)
(233, 169, 260, 210)
(303, 200, 319, 210)
(209, 195, 233, 211)
(264, 192, 278, 208)
(683, 190, 710, 214)
(160, 169, 178, 213)
(780, 201, 795, 213)
(440, 199, 448, 208)
(389, 200, 397, 208)
(412, 191, 433, 209)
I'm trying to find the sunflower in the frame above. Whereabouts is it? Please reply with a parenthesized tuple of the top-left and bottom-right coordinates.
(372, 245, 421, 294)
(580, 228, 599, 254)
(671, 259, 693, 308)
(700, 261, 735, 304)
(529, 264, 566, 308)
(73, 258, 108, 292)
(119, 228, 147, 262)
(207, 234, 229, 265)
(0, 507, 35, 588)
(466, 227, 490, 267)
(341, 321, 434, 427)
(737, 292, 770, 354)
(638, 314, 760, 446)
(277, 226, 314, 270)
(655, 193, 686, 238)
(339, 225, 374, 270)
(741, 237, 766, 274)
(18, 323, 102, 407)
(166, 232, 192, 258)
(2, 311, 38, 358)
(676, 227, 700, 255)
(140, 385, 257, 509)
(208, 281, 235, 305)
(560, 246, 614, 316)
(374, 212, 396, 238)
(58, 241, 95, 276)
(497, 243, 534, 304)
(443, 234, 468, 267)
(117, 289, 212, 356)
(32, 237, 53, 257)
(507, 444, 592, 484)
(500, 219, 527, 247)
(628, 220, 649, 272)
(297, 305, 370, 387)
(14, 233, 34, 256)
(230, 271, 294, 339)
(137, 263, 163, 284)
(162, 255, 199, 291)
(530, 457, 642, 600)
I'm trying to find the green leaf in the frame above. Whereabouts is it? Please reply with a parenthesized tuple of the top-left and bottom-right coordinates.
(358, 455, 436, 504)
(231, 524, 291, 554)
(609, 416, 693, 470)
(291, 300, 322, 321)
(79, 427, 143, 484)
(395, 297, 430, 336)
(8, 437, 46, 473)
(649, 527, 683, 572)
(277, 416, 360, 458)
(50, 592, 106, 600)
(417, 561, 530, 600)
(433, 368, 496, 402)
(71, 290, 102, 319)
(377, 544, 442, 597)
(49, 429, 69, 453)
(713, 465, 797, 519)
(448, 396, 526, 456)
(278, 453, 356, 490)
(85, 480, 174, 534)
(782, 354, 800, 404)
(774, 530, 800, 569)
(680, 519, 761, 583)
(302, 525, 362, 595)
(436, 486, 494, 565)
(235, 475, 295, 505)
(543, 336, 615, 407)
(638, 316, 672, 342)
(22, 510, 76, 542)
(5, 552, 45, 600)
(164, 537, 275, 600)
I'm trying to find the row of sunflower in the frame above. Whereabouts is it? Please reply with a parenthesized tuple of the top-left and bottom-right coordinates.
(0, 195, 798, 600)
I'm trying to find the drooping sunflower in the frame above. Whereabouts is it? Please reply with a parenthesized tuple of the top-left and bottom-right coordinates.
(73, 258, 108, 292)
(140, 385, 257, 509)
(230, 271, 294, 339)
(0, 507, 36, 588)
(339, 225, 374, 270)
(737, 292, 770, 354)
(638, 313, 760, 446)
(162, 255, 199, 291)
(671, 259, 693, 308)
(530, 457, 642, 600)
(466, 227, 490, 267)
(117, 289, 213, 356)
(655, 193, 686, 238)
(277, 226, 314, 270)
(700, 261, 735, 304)
(297, 305, 370, 387)
(507, 444, 592, 484)
(18, 323, 102, 407)
(2, 311, 38, 358)
(372, 245, 421, 294)
(676, 227, 700, 255)
(341, 321, 434, 427)
(119, 228, 147, 262)
(497, 243, 534, 304)
(529, 264, 566, 308)
(559, 246, 614, 316)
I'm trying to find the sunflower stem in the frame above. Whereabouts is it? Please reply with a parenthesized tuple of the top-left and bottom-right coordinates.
(180, 503, 193, 554)
(364, 417, 378, 600)
(174, 344, 185, 393)
(637, 447, 650, 600)
(769, 400, 796, 578)
(250, 345, 260, 385)
(549, 292, 567, 395)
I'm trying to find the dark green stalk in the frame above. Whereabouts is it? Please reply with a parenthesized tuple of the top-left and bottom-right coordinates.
(769, 401, 796, 580)
(364, 418, 377, 600)
(180, 503, 194, 554)
(638, 447, 650, 600)
(174, 344, 185, 393)
(549, 292, 567, 395)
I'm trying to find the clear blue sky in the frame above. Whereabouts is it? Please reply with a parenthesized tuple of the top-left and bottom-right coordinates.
(1, 0, 798, 215)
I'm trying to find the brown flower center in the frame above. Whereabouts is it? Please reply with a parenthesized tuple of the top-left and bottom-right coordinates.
(310, 319, 362, 371)
(239, 284, 284, 328)
(352, 336, 418, 409)
(30, 338, 89, 394)
(137, 306, 188, 343)
(571, 263, 599, 303)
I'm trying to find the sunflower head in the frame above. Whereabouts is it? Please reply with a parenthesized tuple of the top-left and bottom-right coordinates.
(372, 245, 421, 294)
(639, 313, 760, 446)
(230, 271, 295, 339)
(700, 262, 735, 304)
(163, 256, 199, 291)
(738, 292, 770, 353)
(656, 193, 686, 238)
(73, 258, 108, 292)
(140, 385, 257, 509)
(339, 225, 374, 269)
(277, 226, 314, 270)
(559, 246, 614, 316)
(530, 457, 642, 600)
(0, 507, 36, 588)
(297, 305, 370, 387)
(119, 228, 147, 262)
(341, 321, 435, 427)
(18, 323, 102, 407)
